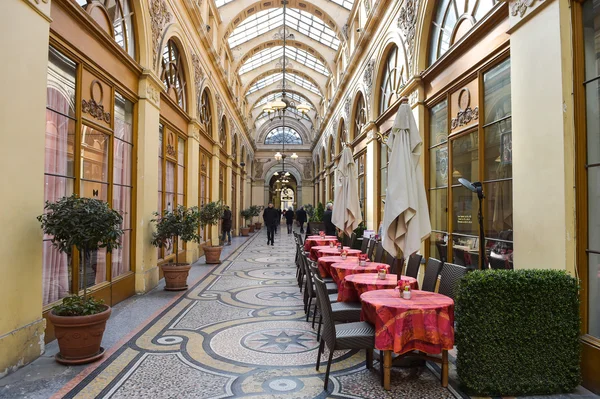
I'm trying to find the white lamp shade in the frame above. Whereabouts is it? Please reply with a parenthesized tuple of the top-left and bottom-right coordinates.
(274, 152, 282, 160)
(262, 102, 274, 113)
(296, 102, 310, 114)
(271, 98, 286, 111)
(290, 152, 298, 159)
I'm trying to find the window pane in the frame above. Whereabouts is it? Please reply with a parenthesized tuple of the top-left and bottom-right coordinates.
(430, 100, 448, 146)
(113, 140, 132, 186)
(483, 58, 511, 124)
(81, 181, 109, 201)
(47, 47, 76, 118)
(81, 248, 107, 289)
(113, 185, 132, 230)
(429, 231, 448, 262)
(112, 230, 131, 278)
(483, 181, 513, 238)
(45, 111, 75, 177)
(42, 241, 71, 306)
(588, 253, 600, 337)
(81, 127, 109, 183)
(583, 0, 600, 81)
(452, 234, 479, 266)
(451, 131, 478, 185)
(430, 144, 448, 188)
(177, 164, 184, 196)
(484, 120, 512, 180)
(115, 93, 133, 143)
(586, 80, 600, 165)
(487, 238, 513, 269)
(429, 188, 448, 231)
(588, 166, 600, 252)
(44, 175, 74, 204)
(452, 186, 478, 235)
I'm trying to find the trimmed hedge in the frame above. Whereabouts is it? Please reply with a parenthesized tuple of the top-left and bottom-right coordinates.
(455, 269, 580, 396)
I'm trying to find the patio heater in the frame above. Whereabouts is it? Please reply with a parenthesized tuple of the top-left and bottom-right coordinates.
(458, 178, 486, 270)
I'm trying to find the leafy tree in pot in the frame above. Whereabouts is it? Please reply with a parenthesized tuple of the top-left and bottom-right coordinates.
(198, 201, 225, 246)
(249, 204, 262, 224)
(241, 208, 253, 227)
(151, 205, 200, 265)
(37, 194, 123, 316)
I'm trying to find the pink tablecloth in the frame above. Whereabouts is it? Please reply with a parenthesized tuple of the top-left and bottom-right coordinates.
(309, 245, 351, 261)
(316, 256, 348, 278)
(361, 290, 454, 355)
(316, 248, 362, 259)
(338, 274, 418, 302)
(329, 261, 389, 287)
(303, 238, 339, 252)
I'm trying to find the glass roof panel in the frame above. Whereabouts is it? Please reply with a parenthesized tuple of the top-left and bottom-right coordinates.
(286, 74, 321, 95)
(239, 46, 329, 75)
(254, 92, 312, 108)
(265, 127, 303, 145)
(247, 74, 283, 95)
(256, 106, 311, 123)
(247, 73, 322, 96)
(215, 0, 234, 6)
(330, 0, 354, 9)
(228, 8, 339, 50)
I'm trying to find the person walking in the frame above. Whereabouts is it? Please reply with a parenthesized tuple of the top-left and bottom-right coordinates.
(221, 205, 232, 246)
(263, 202, 279, 246)
(323, 202, 336, 236)
(285, 207, 295, 234)
(296, 206, 307, 234)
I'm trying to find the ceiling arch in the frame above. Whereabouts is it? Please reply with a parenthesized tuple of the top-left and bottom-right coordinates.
(244, 69, 324, 98)
(256, 117, 312, 144)
(251, 89, 318, 114)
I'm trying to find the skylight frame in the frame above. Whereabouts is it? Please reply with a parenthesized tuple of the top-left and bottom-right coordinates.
(247, 73, 322, 96)
(239, 46, 329, 75)
(264, 126, 303, 145)
(254, 92, 312, 109)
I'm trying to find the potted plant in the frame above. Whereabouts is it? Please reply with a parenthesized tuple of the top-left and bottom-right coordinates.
(250, 205, 263, 229)
(199, 201, 225, 264)
(240, 208, 252, 236)
(37, 194, 123, 364)
(151, 205, 200, 291)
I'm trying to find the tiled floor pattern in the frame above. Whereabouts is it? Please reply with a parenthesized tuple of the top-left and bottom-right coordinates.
(55, 228, 454, 399)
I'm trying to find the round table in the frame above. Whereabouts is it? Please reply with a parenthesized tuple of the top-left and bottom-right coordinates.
(306, 235, 337, 240)
(316, 248, 362, 259)
(360, 289, 455, 390)
(329, 261, 389, 287)
(303, 237, 339, 252)
(309, 245, 351, 261)
(316, 256, 349, 278)
(338, 274, 418, 303)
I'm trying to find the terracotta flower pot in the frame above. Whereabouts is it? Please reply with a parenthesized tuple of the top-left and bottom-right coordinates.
(48, 305, 111, 364)
(203, 245, 223, 264)
(255, 222, 262, 230)
(161, 263, 191, 291)
(249, 225, 255, 233)
(241, 227, 250, 236)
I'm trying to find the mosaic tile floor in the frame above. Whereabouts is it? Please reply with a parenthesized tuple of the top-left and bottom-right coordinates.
(52, 227, 455, 399)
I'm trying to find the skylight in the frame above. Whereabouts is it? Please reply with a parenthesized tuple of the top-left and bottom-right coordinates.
(256, 107, 311, 122)
(247, 73, 322, 96)
(254, 92, 312, 109)
(264, 127, 303, 145)
(228, 8, 339, 50)
(239, 46, 329, 75)
(217, 0, 353, 10)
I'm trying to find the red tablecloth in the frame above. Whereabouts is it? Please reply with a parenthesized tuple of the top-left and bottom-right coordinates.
(316, 256, 349, 278)
(306, 235, 337, 240)
(309, 245, 351, 261)
(329, 261, 389, 287)
(303, 238, 339, 252)
(361, 290, 454, 355)
(316, 248, 362, 259)
(338, 274, 418, 302)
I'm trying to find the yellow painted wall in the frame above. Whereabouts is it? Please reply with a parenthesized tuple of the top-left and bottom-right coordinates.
(0, 0, 50, 377)
(510, 1, 575, 273)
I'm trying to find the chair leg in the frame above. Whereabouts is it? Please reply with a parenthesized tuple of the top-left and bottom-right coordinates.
(366, 348, 373, 369)
(316, 339, 324, 371)
(305, 297, 312, 320)
(324, 350, 334, 390)
(316, 314, 322, 341)
(311, 302, 318, 328)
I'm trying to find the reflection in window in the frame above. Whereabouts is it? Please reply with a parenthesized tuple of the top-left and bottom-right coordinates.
(229, 8, 339, 50)
(379, 45, 405, 114)
(161, 40, 187, 110)
(239, 46, 329, 75)
(265, 127, 303, 144)
(428, 0, 497, 65)
(353, 93, 366, 141)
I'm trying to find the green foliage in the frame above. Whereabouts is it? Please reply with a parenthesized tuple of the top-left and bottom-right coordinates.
(151, 205, 200, 264)
(353, 222, 366, 238)
(37, 194, 123, 255)
(241, 208, 253, 226)
(38, 194, 123, 315)
(249, 205, 263, 223)
(52, 295, 106, 316)
(304, 204, 315, 220)
(198, 201, 225, 228)
(455, 269, 581, 396)
(311, 202, 324, 222)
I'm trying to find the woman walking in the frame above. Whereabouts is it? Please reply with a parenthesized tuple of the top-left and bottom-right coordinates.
(285, 207, 295, 234)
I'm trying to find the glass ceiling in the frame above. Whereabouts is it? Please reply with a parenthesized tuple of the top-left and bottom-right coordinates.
(264, 127, 303, 145)
(228, 8, 340, 50)
(254, 92, 312, 109)
(247, 73, 322, 96)
(256, 106, 311, 123)
(217, 0, 353, 9)
(239, 46, 329, 75)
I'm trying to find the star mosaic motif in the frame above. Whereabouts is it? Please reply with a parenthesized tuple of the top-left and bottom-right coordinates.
(251, 331, 314, 351)
(264, 291, 301, 300)
(268, 270, 294, 276)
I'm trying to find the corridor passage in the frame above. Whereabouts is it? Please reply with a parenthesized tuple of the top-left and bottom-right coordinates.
(52, 227, 453, 398)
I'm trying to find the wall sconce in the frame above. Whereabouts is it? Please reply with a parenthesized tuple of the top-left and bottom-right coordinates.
(206, 25, 211, 32)
(240, 161, 246, 167)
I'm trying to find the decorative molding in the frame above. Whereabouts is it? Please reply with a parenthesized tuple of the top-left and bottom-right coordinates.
(192, 53, 205, 91)
(451, 88, 479, 130)
(23, 0, 52, 23)
(363, 0, 371, 15)
(342, 24, 349, 40)
(166, 131, 177, 157)
(216, 94, 223, 122)
(332, 120, 339, 136)
(510, 0, 543, 18)
(344, 97, 351, 120)
(398, 0, 418, 66)
(409, 89, 418, 106)
(82, 80, 110, 123)
(363, 59, 376, 101)
(150, 0, 172, 68)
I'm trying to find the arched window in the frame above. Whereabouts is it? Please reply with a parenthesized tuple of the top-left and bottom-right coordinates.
(220, 116, 228, 147)
(264, 127, 303, 145)
(353, 92, 366, 141)
(429, 0, 498, 66)
(328, 136, 335, 162)
(199, 90, 212, 136)
(379, 45, 405, 115)
(232, 134, 237, 162)
(161, 40, 187, 110)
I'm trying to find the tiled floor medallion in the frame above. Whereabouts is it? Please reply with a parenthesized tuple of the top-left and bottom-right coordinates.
(234, 286, 303, 307)
(247, 268, 296, 279)
(242, 328, 318, 354)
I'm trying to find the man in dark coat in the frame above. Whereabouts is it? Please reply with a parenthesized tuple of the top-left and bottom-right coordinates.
(284, 207, 295, 234)
(263, 202, 279, 246)
(296, 206, 307, 234)
(221, 205, 232, 245)
(323, 202, 336, 236)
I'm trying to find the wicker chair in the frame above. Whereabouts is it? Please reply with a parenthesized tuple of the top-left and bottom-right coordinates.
(373, 242, 385, 263)
(313, 274, 375, 390)
(301, 255, 337, 321)
(295, 237, 305, 289)
(360, 237, 370, 253)
(436, 242, 447, 263)
(421, 257, 444, 292)
(438, 262, 468, 300)
(404, 254, 422, 279)
(367, 239, 377, 260)
(385, 253, 401, 274)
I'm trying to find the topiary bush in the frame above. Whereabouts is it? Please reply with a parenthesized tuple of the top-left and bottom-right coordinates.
(455, 269, 580, 396)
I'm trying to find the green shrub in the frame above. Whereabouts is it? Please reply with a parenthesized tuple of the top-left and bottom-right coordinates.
(455, 269, 580, 396)
(311, 202, 324, 222)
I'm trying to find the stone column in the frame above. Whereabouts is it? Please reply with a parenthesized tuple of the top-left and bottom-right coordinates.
(365, 124, 378, 231)
(210, 144, 220, 245)
(0, 0, 51, 376)
(186, 120, 201, 262)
